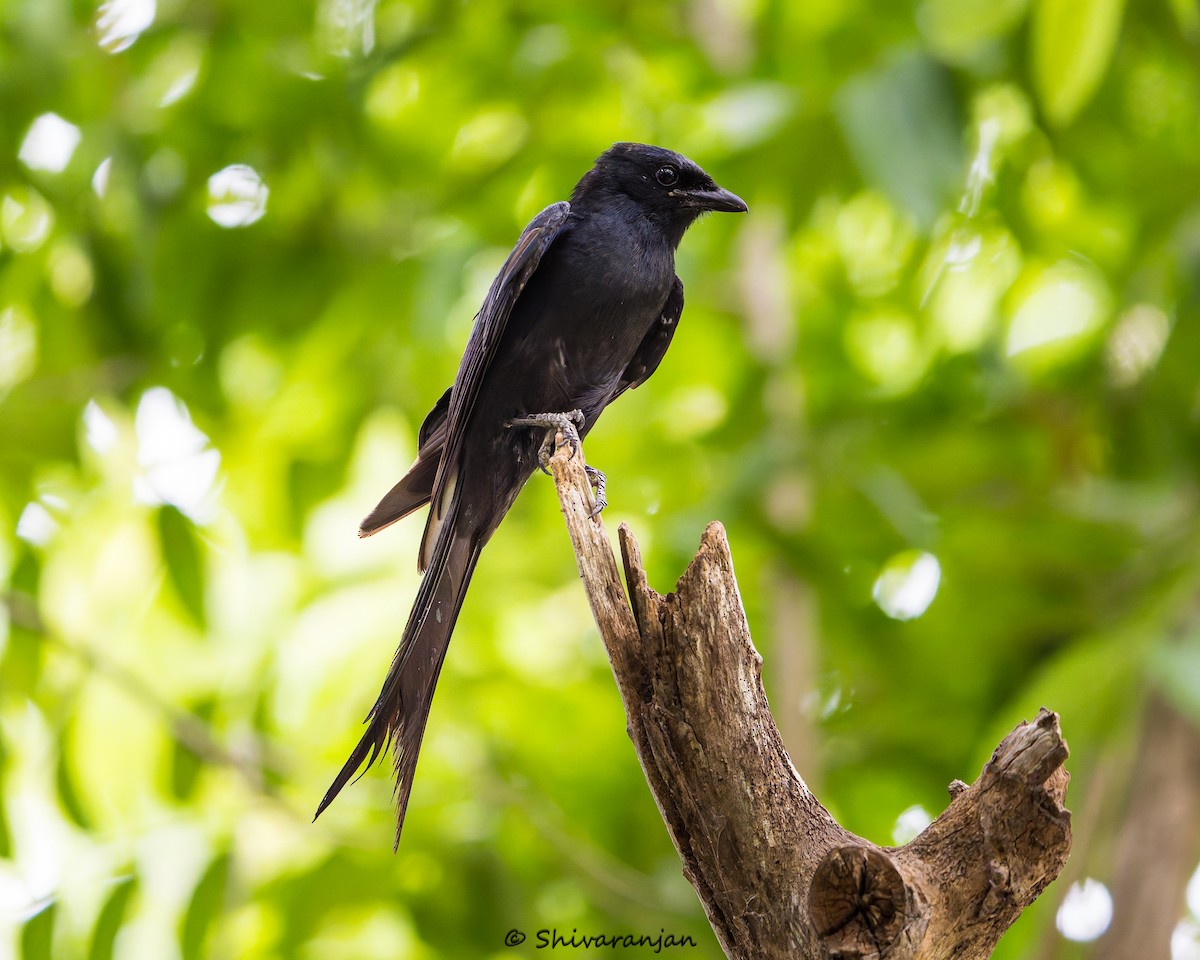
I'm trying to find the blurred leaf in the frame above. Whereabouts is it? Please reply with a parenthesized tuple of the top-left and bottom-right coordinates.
(3, 555, 44, 697)
(1149, 633, 1200, 726)
(919, 0, 1031, 60)
(0, 733, 11, 858)
(56, 728, 92, 830)
(157, 506, 207, 629)
(834, 53, 962, 227)
(19, 901, 56, 960)
(181, 853, 230, 960)
(985, 623, 1148, 765)
(170, 699, 214, 800)
(1167, 0, 1200, 37)
(1031, 0, 1126, 126)
(88, 876, 137, 960)
(2, 614, 44, 700)
(169, 742, 204, 801)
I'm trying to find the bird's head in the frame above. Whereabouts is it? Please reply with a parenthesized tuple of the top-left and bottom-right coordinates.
(571, 143, 747, 244)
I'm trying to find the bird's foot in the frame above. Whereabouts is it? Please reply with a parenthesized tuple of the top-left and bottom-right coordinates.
(585, 465, 607, 518)
(505, 410, 585, 473)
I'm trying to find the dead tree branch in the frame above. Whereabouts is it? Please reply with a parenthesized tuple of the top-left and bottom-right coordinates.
(545, 438, 1072, 960)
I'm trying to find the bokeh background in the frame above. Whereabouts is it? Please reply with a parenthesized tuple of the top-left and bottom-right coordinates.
(2, 0, 1200, 957)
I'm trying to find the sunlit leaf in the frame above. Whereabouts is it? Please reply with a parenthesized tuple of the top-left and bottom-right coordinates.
(4, 556, 45, 698)
(88, 876, 137, 960)
(181, 853, 230, 960)
(1167, 0, 1200, 36)
(170, 699, 214, 800)
(0, 733, 11, 857)
(157, 505, 207, 628)
(918, 0, 1031, 60)
(20, 901, 56, 960)
(56, 728, 92, 829)
(2, 615, 44, 700)
(1031, 0, 1126, 126)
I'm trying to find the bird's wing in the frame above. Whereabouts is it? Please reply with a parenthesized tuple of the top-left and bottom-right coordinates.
(420, 201, 572, 568)
(417, 385, 452, 448)
(613, 275, 685, 400)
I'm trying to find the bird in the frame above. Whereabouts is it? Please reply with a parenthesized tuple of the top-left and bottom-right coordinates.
(314, 142, 747, 845)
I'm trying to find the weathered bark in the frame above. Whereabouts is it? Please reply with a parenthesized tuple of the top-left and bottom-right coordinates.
(546, 438, 1072, 960)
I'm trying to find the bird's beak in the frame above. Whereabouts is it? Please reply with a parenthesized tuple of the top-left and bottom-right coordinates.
(678, 185, 748, 214)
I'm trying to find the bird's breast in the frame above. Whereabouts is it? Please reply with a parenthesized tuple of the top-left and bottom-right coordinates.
(521, 225, 672, 349)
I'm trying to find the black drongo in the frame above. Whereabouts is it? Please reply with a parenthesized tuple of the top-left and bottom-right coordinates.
(315, 142, 746, 844)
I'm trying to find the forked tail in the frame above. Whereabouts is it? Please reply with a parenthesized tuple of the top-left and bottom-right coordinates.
(314, 518, 480, 847)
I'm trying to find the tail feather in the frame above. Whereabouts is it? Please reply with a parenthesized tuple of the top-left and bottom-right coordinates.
(357, 451, 440, 538)
(358, 388, 452, 538)
(315, 517, 480, 846)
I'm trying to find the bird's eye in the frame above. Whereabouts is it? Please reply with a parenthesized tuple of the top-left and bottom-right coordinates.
(655, 165, 679, 186)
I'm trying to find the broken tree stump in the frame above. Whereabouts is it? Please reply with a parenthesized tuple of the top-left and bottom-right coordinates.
(545, 438, 1071, 960)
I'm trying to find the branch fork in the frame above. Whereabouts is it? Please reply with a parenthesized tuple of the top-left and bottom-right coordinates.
(544, 435, 1071, 960)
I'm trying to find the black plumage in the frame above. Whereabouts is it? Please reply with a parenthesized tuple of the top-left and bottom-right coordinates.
(315, 143, 746, 844)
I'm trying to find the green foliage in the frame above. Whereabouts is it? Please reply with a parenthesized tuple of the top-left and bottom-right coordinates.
(181, 854, 230, 960)
(157, 505, 208, 629)
(2, 0, 1199, 958)
(19, 903, 55, 960)
(1032, 0, 1127, 126)
(87, 877, 137, 960)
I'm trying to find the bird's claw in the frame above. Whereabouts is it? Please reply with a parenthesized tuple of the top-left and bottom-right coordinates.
(505, 410, 585, 471)
(505, 412, 606, 514)
(585, 465, 607, 518)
